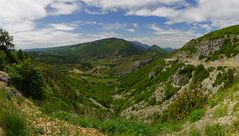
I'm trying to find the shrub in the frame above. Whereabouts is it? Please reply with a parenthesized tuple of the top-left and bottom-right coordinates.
(165, 84, 178, 99)
(213, 68, 235, 88)
(0, 110, 29, 136)
(53, 111, 156, 136)
(205, 124, 224, 136)
(0, 51, 6, 70)
(10, 61, 45, 100)
(189, 109, 205, 123)
(178, 65, 194, 78)
(191, 65, 209, 88)
(213, 105, 227, 118)
(190, 128, 201, 136)
(162, 89, 207, 121)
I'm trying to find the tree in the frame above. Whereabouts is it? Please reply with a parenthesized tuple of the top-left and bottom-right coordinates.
(0, 28, 15, 52)
(17, 49, 25, 61)
(11, 61, 45, 100)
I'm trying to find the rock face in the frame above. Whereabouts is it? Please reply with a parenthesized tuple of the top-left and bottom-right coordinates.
(0, 71, 10, 85)
(196, 39, 224, 57)
(172, 74, 188, 88)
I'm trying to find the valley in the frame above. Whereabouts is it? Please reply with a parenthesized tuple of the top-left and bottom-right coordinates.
(1, 25, 239, 136)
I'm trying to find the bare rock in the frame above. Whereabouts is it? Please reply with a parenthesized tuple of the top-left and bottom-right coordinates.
(0, 71, 10, 85)
(197, 39, 224, 57)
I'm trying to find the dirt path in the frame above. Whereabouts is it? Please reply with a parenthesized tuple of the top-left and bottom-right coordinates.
(183, 57, 239, 68)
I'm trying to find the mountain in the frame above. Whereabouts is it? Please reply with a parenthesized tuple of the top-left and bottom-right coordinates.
(28, 38, 169, 76)
(131, 41, 150, 50)
(28, 38, 167, 62)
(2, 25, 239, 135)
(148, 45, 173, 54)
(163, 47, 175, 52)
(28, 38, 148, 61)
(111, 24, 239, 135)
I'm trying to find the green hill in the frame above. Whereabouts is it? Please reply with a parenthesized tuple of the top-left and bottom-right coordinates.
(27, 38, 168, 76)
(28, 38, 160, 63)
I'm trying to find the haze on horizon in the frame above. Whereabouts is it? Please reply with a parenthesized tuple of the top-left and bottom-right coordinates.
(1, 0, 239, 49)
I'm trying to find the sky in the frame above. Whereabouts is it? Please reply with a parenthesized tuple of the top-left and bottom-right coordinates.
(1, 0, 239, 49)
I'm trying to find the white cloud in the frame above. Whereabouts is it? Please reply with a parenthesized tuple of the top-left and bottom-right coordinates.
(81, 0, 185, 10)
(167, 0, 239, 27)
(0, 0, 83, 48)
(49, 23, 76, 31)
(48, 0, 81, 15)
(104, 22, 136, 32)
(133, 23, 138, 28)
(124, 0, 239, 28)
(81, 0, 239, 30)
(14, 27, 119, 49)
(0, 0, 81, 33)
(126, 7, 179, 18)
(144, 24, 199, 48)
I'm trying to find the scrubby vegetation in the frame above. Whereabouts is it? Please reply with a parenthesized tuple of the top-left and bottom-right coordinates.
(0, 109, 29, 136)
(190, 64, 209, 88)
(188, 109, 205, 123)
(53, 111, 156, 136)
(205, 124, 225, 136)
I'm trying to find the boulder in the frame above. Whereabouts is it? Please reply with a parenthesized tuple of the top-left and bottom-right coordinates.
(0, 71, 10, 85)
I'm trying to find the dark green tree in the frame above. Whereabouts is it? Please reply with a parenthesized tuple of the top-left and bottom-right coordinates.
(0, 28, 15, 52)
(17, 49, 25, 61)
(11, 61, 45, 100)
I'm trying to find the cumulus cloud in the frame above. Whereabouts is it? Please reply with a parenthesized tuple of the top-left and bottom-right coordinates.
(144, 24, 199, 48)
(48, 0, 81, 15)
(0, 0, 81, 32)
(0, 0, 83, 48)
(81, 0, 239, 28)
(124, 0, 239, 28)
(166, 0, 239, 27)
(81, 0, 185, 10)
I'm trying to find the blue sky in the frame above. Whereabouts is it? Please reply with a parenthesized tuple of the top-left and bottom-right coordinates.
(1, 0, 239, 49)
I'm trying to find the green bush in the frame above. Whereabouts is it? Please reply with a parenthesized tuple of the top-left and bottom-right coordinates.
(0, 110, 29, 136)
(213, 68, 235, 88)
(10, 61, 45, 100)
(205, 124, 224, 136)
(165, 84, 178, 99)
(162, 89, 207, 121)
(213, 105, 227, 118)
(190, 128, 201, 136)
(0, 51, 6, 70)
(189, 109, 205, 123)
(178, 65, 194, 78)
(191, 65, 209, 88)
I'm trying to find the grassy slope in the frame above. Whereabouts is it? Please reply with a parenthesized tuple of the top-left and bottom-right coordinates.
(0, 82, 103, 136)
